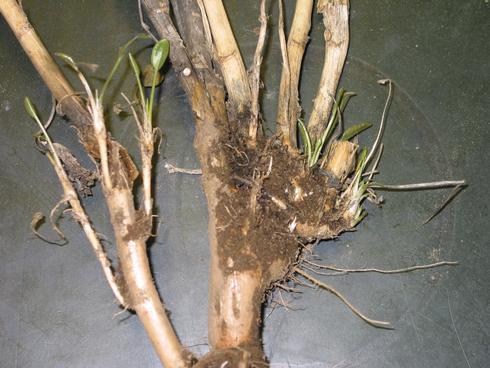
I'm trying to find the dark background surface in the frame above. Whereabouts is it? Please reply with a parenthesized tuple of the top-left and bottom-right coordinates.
(0, 1, 488, 367)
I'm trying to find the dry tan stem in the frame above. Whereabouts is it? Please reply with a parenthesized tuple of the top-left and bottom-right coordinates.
(307, 0, 349, 141)
(86, 90, 192, 368)
(276, 0, 291, 146)
(80, 81, 184, 359)
(0, 0, 89, 125)
(98, 154, 192, 368)
(138, 124, 154, 216)
(121, 93, 154, 215)
(248, 0, 268, 143)
(277, 0, 314, 148)
(295, 267, 392, 328)
(201, 0, 251, 111)
(196, 0, 215, 57)
(141, 146, 154, 214)
(91, 99, 114, 190)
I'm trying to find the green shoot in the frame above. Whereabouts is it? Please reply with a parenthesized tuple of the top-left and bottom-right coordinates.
(99, 33, 150, 102)
(309, 90, 355, 166)
(24, 97, 60, 165)
(341, 122, 372, 141)
(55, 52, 80, 72)
(147, 39, 170, 120)
(297, 119, 311, 160)
(128, 53, 146, 105)
(355, 146, 368, 175)
(297, 89, 355, 167)
(24, 96, 39, 121)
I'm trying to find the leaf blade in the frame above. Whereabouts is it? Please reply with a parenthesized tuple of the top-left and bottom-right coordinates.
(24, 97, 39, 121)
(151, 39, 170, 71)
(341, 122, 373, 141)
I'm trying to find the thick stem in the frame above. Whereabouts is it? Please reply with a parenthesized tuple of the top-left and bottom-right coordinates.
(0, 0, 89, 125)
(307, 0, 349, 141)
(277, 0, 314, 148)
(208, 266, 263, 349)
(201, 0, 251, 111)
(130, 258, 192, 367)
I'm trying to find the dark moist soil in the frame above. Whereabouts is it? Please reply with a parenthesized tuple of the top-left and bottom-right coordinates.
(212, 134, 347, 283)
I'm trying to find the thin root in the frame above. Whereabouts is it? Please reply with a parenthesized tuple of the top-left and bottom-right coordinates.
(422, 184, 465, 225)
(30, 212, 67, 246)
(295, 267, 392, 329)
(49, 196, 70, 241)
(304, 259, 458, 275)
(365, 79, 393, 166)
(371, 180, 466, 191)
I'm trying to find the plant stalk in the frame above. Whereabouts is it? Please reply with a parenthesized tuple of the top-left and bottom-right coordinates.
(277, 0, 314, 148)
(307, 0, 349, 141)
(0, 0, 89, 125)
(201, 0, 252, 111)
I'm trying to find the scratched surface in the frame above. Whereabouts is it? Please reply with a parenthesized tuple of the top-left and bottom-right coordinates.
(0, 1, 488, 367)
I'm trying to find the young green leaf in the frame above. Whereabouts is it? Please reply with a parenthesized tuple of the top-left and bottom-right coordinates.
(129, 52, 141, 76)
(151, 39, 170, 72)
(339, 91, 355, 112)
(146, 39, 170, 117)
(24, 97, 59, 162)
(128, 53, 145, 105)
(310, 137, 324, 167)
(297, 119, 312, 161)
(341, 122, 373, 141)
(308, 91, 349, 167)
(355, 147, 368, 174)
(24, 97, 39, 121)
